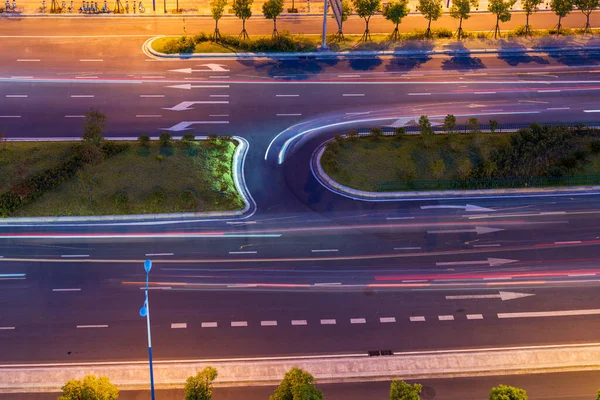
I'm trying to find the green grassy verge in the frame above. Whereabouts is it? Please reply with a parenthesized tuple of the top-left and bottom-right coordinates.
(1, 139, 244, 217)
(152, 27, 600, 54)
(321, 125, 600, 192)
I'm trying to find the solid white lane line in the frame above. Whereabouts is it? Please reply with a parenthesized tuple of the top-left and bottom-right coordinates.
(140, 94, 165, 98)
(320, 319, 336, 325)
(139, 287, 172, 290)
(65, 115, 85, 118)
(261, 320, 277, 326)
(70, 95, 94, 98)
(209, 114, 230, 117)
(540, 211, 566, 215)
(228, 251, 257, 254)
(473, 244, 501, 248)
(584, 110, 600, 113)
(77, 325, 108, 328)
(342, 93, 365, 97)
(408, 93, 431, 96)
(136, 115, 162, 118)
(314, 282, 342, 286)
(209, 75, 230, 78)
(402, 280, 428, 283)
(11, 76, 33, 79)
(555, 241, 582, 244)
(568, 273, 596, 277)
(338, 74, 360, 78)
(350, 318, 366, 324)
(537, 90, 561, 93)
(467, 314, 484, 320)
(75, 76, 98, 79)
(474, 91, 496, 94)
(141, 76, 166, 79)
(276, 94, 299, 97)
(231, 321, 248, 327)
(61, 255, 89, 258)
(311, 249, 338, 253)
(0, 116, 21, 118)
(292, 320, 307, 326)
(547, 107, 570, 110)
(386, 217, 415, 220)
(498, 309, 600, 319)
(80, 59, 103, 62)
(0, 327, 15, 330)
(171, 323, 187, 329)
(380, 317, 396, 323)
(438, 315, 455, 321)
(410, 316, 426, 322)
(394, 247, 421, 250)
(17, 59, 40, 62)
(52, 288, 81, 292)
(5, 95, 27, 98)
(210, 94, 229, 98)
(346, 112, 371, 115)
(202, 322, 218, 328)
(145, 253, 174, 256)
(277, 113, 302, 116)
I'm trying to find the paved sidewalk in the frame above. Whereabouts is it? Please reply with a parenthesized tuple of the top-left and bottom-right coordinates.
(2, 343, 600, 392)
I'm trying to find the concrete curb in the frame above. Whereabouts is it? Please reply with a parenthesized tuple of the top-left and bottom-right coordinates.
(3, 343, 600, 392)
(0, 136, 256, 223)
(147, 34, 600, 60)
(311, 136, 600, 201)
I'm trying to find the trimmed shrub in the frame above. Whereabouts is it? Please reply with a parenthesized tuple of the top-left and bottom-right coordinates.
(347, 130, 359, 141)
(156, 154, 164, 162)
(149, 187, 166, 204)
(433, 27, 453, 38)
(394, 127, 406, 138)
(489, 120, 499, 133)
(138, 134, 151, 147)
(182, 133, 195, 142)
(370, 127, 384, 140)
(162, 36, 195, 54)
(0, 191, 22, 217)
(220, 134, 233, 141)
(101, 141, 130, 157)
(208, 133, 219, 142)
(159, 132, 172, 147)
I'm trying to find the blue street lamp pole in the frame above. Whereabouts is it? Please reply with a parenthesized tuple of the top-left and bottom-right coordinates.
(139, 259, 156, 400)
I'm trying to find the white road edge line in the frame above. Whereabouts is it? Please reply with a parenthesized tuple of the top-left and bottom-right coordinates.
(77, 325, 108, 328)
(311, 249, 338, 253)
(61, 255, 89, 258)
(52, 288, 82, 292)
(498, 309, 600, 319)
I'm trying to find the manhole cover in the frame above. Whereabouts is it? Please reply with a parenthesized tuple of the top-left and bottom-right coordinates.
(421, 385, 436, 399)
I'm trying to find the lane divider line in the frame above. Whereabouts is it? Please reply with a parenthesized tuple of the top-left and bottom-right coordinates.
(291, 320, 307, 326)
(320, 319, 336, 325)
(231, 321, 248, 327)
(350, 318, 366, 324)
(76, 325, 108, 329)
(467, 314, 484, 320)
(171, 323, 187, 329)
(410, 316, 426, 322)
(52, 288, 81, 292)
(380, 317, 396, 323)
(201, 322, 218, 328)
(260, 321, 277, 327)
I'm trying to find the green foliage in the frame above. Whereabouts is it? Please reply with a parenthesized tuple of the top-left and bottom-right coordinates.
(82, 109, 106, 146)
(589, 140, 600, 153)
(348, 130, 359, 140)
(138, 135, 151, 147)
(263, 0, 284, 20)
(232, 0, 252, 20)
(394, 127, 406, 138)
(383, 0, 410, 34)
(467, 117, 480, 133)
(488, 0, 516, 23)
(101, 141, 130, 158)
(450, 0, 478, 21)
(430, 159, 445, 179)
(182, 133, 196, 142)
(341, 0, 352, 22)
(180, 189, 197, 208)
(522, 0, 543, 15)
(489, 384, 528, 400)
(573, 0, 599, 18)
(77, 142, 104, 166)
(334, 134, 345, 144)
(390, 379, 422, 400)
(0, 191, 22, 217)
(270, 367, 324, 400)
(210, 0, 228, 22)
(58, 375, 119, 400)
(551, 0, 573, 18)
(149, 187, 166, 204)
(597, 388, 600, 400)
(417, 0, 443, 36)
(489, 120, 499, 133)
(184, 366, 218, 400)
(163, 35, 196, 53)
(419, 115, 434, 136)
(326, 140, 341, 153)
(159, 132, 172, 147)
(156, 154, 165, 162)
(352, 0, 381, 19)
(208, 133, 219, 142)
(114, 190, 129, 207)
(443, 114, 457, 133)
(457, 158, 472, 179)
(370, 127, 384, 140)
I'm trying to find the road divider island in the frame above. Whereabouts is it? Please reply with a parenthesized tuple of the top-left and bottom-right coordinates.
(0, 110, 245, 218)
(316, 118, 600, 194)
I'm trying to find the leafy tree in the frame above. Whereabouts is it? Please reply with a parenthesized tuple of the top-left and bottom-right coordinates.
(416, 0, 443, 38)
(138, 134, 150, 147)
(390, 380, 422, 400)
(521, 0, 543, 35)
(210, 0, 228, 40)
(551, 0, 573, 34)
(370, 127, 384, 140)
(574, 0, 599, 33)
(58, 375, 119, 400)
(159, 131, 172, 147)
(489, 384, 528, 400)
(184, 366, 218, 400)
(597, 388, 600, 400)
(270, 367, 323, 400)
(443, 114, 457, 133)
(467, 117, 480, 133)
(394, 127, 406, 138)
(352, 0, 381, 41)
(457, 158, 472, 179)
(383, 0, 409, 40)
(263, 0, 284, 37)
(83, 109, 106, 146)
(419, 115, 433, 136)
(450, 0, 478, 39)
(488, 0, 517, 38)
(232, 0, 253, 39)
(431, 159, 445, 179)
(489, 119, 499, 133)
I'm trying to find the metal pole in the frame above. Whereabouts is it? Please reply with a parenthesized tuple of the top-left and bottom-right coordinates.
(320, 0, 329, 51)
(145, 272, 156, 400)
(151, 0, 154, 12)
(163, 0, 165, 13)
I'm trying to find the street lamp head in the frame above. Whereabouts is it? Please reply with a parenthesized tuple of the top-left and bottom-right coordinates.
(144, 259, 152, 273)
(140, 303, 148, 317)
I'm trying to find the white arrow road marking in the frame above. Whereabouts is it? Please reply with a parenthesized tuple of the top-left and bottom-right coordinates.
(436, 258, 518, 267)
(163, 101, 229, 111)
(421, 204, 495, 212)
(167, 84, 230, 90)
(163, 121, 229, 132)
(427, 226, 504, 235)
(446, 291, 535, 301)
(170, 64, 230, 73)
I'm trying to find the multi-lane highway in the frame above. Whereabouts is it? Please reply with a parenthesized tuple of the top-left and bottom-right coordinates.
(2, 14, 600, 397)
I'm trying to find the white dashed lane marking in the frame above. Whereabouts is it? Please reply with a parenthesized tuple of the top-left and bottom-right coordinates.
(438, 315, 455, 321)
(231, 321, 248, 327)
(350, 318, 366, 324)
(410, 316, 426, 322)
(261, 320, 277, 326)
(77, 325, 108, 329)
(53, 288, 81, 292)
(467, 314, 484, 320)
(291, 320, 307, 326)
(379, 317, 396, 323)
(171, 323, 187, 329)
(5, 95, 27, 98)
(320, 319, 336, 325)
(70, 95, 94, 98)
(0, 327, 15, 330)
(202, 322, 218, 328)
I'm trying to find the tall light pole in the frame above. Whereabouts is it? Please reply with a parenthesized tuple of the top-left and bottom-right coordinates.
(320, 0, 330, 51)
(139, 259, 156, 400)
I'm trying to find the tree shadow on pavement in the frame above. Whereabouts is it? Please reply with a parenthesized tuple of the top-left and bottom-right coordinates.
(497, 40, 550, 66)
(236, 58, 340, 80)
(348, 57, 383, 71)
(384, 40, 434, 73)
(441, 41, 485, 70)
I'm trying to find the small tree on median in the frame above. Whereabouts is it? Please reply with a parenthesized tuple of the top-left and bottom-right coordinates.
(419, 115, 435, 148)
(467, 117, 480, 133)
(417, 0, 443, 38)
(210, 0, 228, 41)
(522, 0, 543, 35)
(450, 0, 479, 39)
(574, 0, 599, 34)
(489, 384, 528, 400)
(232, 0, 252, 39)
(551, 0, 573, 34)
(59, 375, 119, 400)
(83, 109, 107, 146)
(489, 119, 499, 133)
(263, 0, 284, 38)
(443, 114, 457, 133)
(390, 380, 422, 400)
(184, 366, 218, 400)
(383, 0, 410, 41)
(352, 0, 381, 41)
(270, 367, 324, 400)
(431, 159, 445, 179)
(488, 0, 517, 38)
